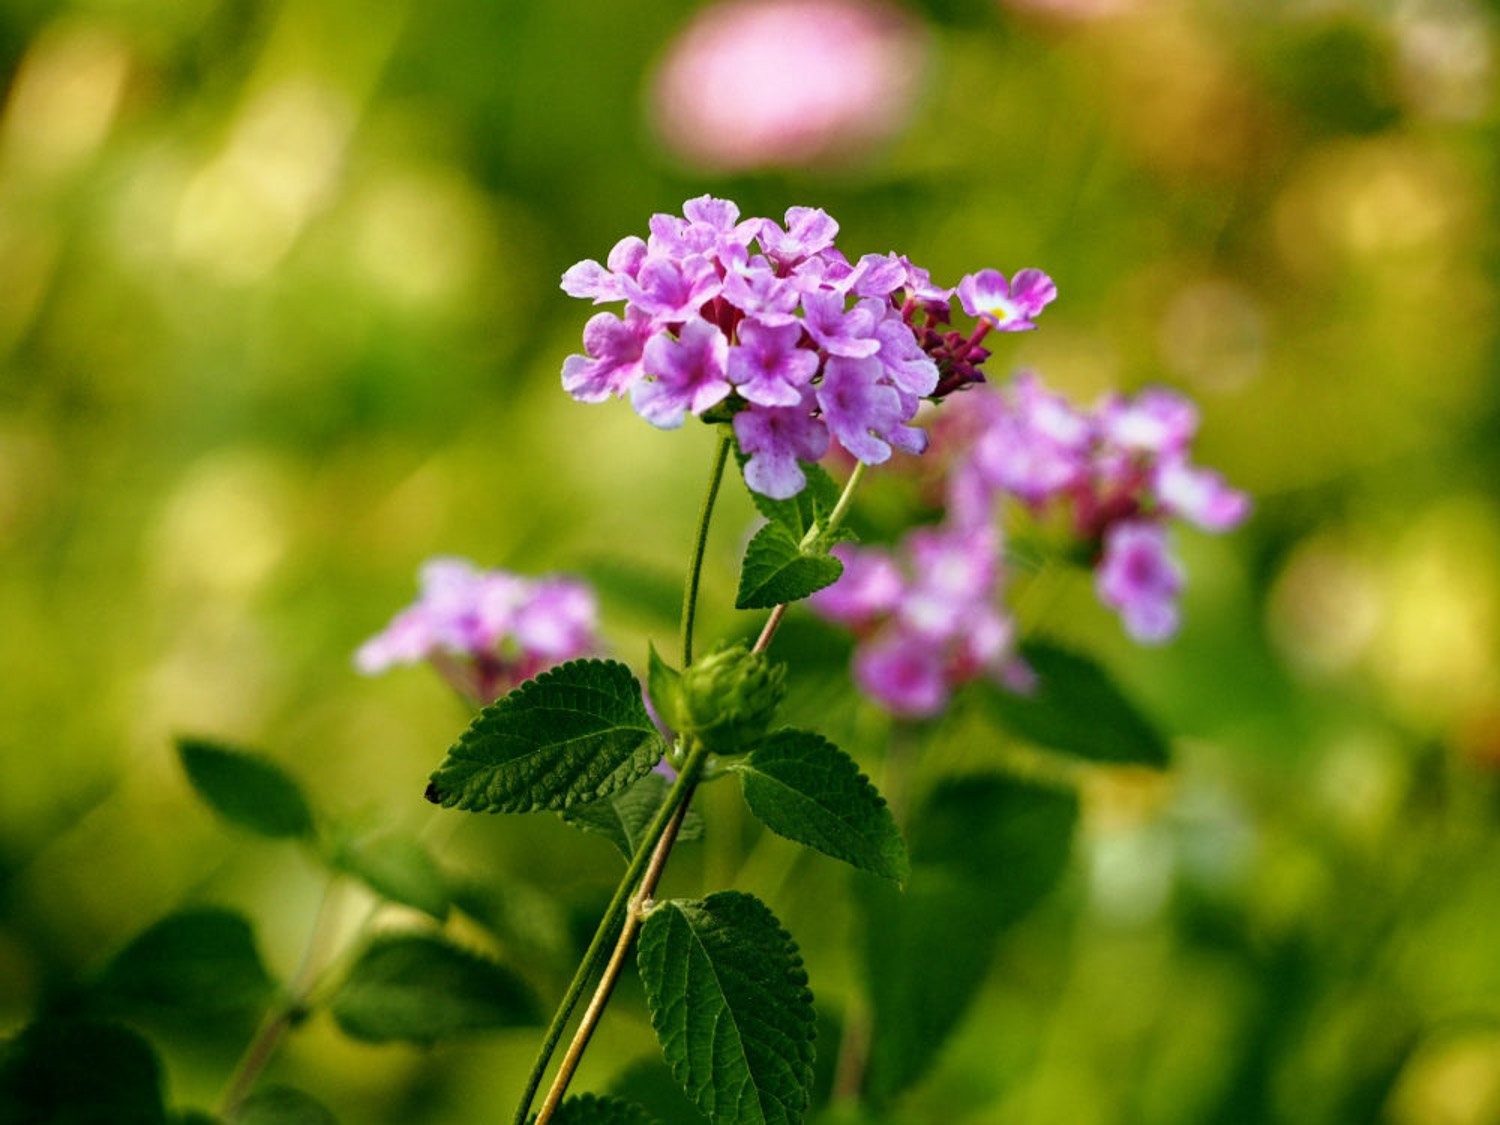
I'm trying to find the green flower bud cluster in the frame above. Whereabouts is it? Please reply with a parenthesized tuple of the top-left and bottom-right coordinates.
(654, 642, 786, 757)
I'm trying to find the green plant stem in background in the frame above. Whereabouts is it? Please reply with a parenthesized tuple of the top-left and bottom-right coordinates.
(681, 431, 733, 669)
(218, 877, 345, 1121)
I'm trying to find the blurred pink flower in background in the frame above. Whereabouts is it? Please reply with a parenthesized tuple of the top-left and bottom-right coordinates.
(649, 0, 927, 172)
(999, 0, 1140, 20)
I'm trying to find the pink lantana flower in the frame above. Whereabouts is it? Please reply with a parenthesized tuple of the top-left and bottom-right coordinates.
(560, 194, 1055, 498)
(808, 524, 1023, 717)
(955, 268, 1058, 332)
(650, 0, 926, 173)
(632, 317, 733, 429)
(1095, 521, 1184, 643)
(357, 558, 600, 704)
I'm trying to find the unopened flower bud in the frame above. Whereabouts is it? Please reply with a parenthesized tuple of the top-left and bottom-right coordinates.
(678, 642, 786, 755)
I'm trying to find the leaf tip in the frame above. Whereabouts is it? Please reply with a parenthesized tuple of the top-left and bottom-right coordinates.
(423, 781, 444, 805)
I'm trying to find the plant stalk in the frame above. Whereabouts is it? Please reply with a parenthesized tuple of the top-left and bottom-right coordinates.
(514, 435, 731, 1125)
(682, 430, 733, 669)
(532, 742, 710, 1125)
(758, 461, 868, 654)
(517, 446, 869, 1123)
(219, 877, 343, 1121)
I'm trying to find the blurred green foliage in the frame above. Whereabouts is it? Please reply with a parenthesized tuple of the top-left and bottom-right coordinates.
(2, 0, 1499, 1122)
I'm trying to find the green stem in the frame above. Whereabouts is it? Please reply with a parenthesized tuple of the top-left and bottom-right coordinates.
(803, 460, 866, 550)
(532, 740, 711, 1125)
(514, 434, 732, 1125)
(757, 462, 868, 654)
(219, 877, 343, 1121)
(511, 741, 711, 1125)
(682, 430, 733, 668)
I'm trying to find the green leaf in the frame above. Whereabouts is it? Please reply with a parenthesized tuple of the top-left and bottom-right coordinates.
(328, 830, 450, 920)
(855, 870, 1005, 1105)
(638, 891, 815, 1125)
(329, 932, 541, 1044)
(558, 771, 703, 861)
(858, 775, 1078, 1104)
(731, 730, 908, 883)
(0, 1019, 168, 1125)
(92, 908, 275, 1015)
(735, 524, 843, 611)
(549, 1093, 661, 1125)
(981, 641, 1170, 768)
(239, 1086, 339, 1125)
(426, 658, 667, 813)
(646, 643, 683, 734)
(176, 737, 316, 839)
(738, 453, 841, 541)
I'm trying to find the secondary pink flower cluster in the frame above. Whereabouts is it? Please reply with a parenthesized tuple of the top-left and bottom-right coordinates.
(809, 523, 1031, 716)
(560, 195, 1055, 500)
(356, 558, 599, 704)
(949, 374, 1250, 641)
(809, 373, 1250, 716)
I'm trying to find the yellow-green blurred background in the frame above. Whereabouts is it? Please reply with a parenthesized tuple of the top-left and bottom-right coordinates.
(3, 0, 1500, 1121)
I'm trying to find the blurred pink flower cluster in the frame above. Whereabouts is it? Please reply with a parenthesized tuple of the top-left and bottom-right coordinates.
(650, 0, 926, 172)
(810, 524, 1031, 716)
(356, 558, 599, 704)
(810, 373, 1250, 716)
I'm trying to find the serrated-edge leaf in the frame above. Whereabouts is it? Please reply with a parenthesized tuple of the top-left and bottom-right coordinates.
(93, 907, 275, 1014)
(329, 830, 450, 920)
(176, 737, 315, 839)
(559, 771, 703, 861)
(329, 932, 540, 1044)
(731, 731, 907, 883)
(737, 452, 841, 540)
(983, 641, 1170, 768)
(638, 891, 815, 1125)
(549, 1092, 661, 1125)
(735, 524, 844, 611)
(427, 658, 666, 813)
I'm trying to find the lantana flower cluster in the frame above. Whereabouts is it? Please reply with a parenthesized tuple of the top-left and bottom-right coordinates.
(810, 373, 1250, 716)
(809, 523, 1031, 716)
(949, 373, 1250, 641)
(560, 195, 1055, 500)
(356, 558, 599, 704)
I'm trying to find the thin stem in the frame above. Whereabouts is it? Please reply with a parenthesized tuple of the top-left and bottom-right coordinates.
(757, 462, 868, 655)
(515, 436, 732, 1124)
(520, 440, 860, 1122)
(511, 743, 710, 1125)
(219, 877, 343, 1121)
(752, 604, 787, 654)
(812, 460, 867, 547)
(682, 431, 733, 668)
(533, 744, 708, 1125)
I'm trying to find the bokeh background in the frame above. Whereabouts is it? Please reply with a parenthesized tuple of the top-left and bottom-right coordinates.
(3, 0, 1500, 1121)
